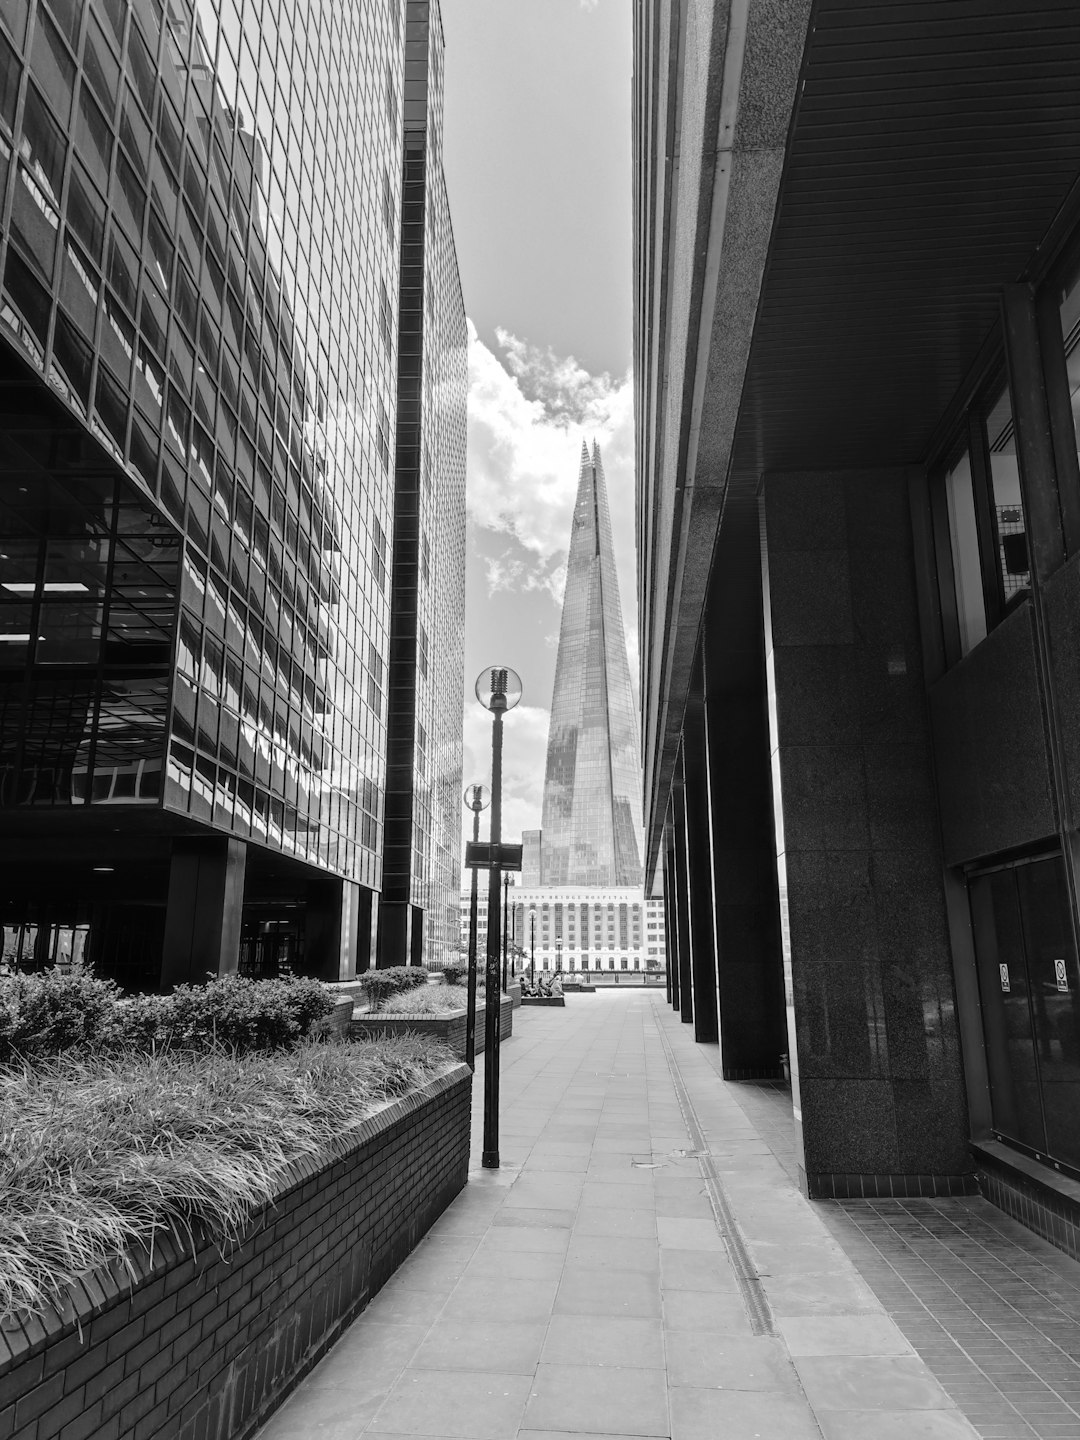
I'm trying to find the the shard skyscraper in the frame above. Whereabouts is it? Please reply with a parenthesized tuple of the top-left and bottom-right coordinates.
(540, 443, 644, 887)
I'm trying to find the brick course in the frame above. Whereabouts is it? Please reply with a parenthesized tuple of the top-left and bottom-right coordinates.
(0, 1064, 472, 1440)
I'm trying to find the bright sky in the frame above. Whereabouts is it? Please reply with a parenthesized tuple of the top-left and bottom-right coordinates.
(439, 0, 636, 851)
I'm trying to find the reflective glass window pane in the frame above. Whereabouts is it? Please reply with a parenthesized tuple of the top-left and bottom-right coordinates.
(984, 383, 1030, 609)
(944, 448, 987, 657)
(30, 10, 74, 124)
(66, 160, 105, 261)
(73, 83, 111, 189)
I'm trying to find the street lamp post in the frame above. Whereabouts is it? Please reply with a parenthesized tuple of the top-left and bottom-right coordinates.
(555, 940, 562, 974)
(475, 665, 521, 1169)
(462, 783, 489, 1071)
(530, 908, 536, 983)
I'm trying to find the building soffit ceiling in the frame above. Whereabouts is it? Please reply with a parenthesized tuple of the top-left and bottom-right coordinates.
(643, 0, 814, 877)
(645, 0, 1080, 878)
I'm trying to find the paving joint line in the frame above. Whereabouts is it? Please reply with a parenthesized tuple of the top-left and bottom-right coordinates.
(651, 1007, 775, 1337)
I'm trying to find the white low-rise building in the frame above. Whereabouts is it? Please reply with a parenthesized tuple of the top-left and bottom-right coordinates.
(459, 883, 667, 979)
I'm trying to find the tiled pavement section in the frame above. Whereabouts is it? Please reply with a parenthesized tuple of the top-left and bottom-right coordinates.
(257, 991, 977, 1439)
(727, 1072, 1080, 1440)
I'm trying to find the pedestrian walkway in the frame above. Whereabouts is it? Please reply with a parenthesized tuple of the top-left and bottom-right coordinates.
(255, 990, 1003, 1439)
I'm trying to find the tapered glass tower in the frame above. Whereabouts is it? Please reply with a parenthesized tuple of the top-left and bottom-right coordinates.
(540, 442, 643, 887)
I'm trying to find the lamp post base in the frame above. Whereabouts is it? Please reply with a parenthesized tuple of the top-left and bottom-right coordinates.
(482, 1150, 500, 1168)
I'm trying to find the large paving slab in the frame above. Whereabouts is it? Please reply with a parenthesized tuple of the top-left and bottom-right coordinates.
(256, 991, 980, 1440)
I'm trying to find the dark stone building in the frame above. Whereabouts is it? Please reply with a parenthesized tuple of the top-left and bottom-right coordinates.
(634, 0, 1080, 1253)
(0, 0, 466, 985)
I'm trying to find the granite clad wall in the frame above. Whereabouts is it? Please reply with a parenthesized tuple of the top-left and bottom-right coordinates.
(1042, 550, 1080, 827)
(0, 1067, 472, 1440)
(928, 603, 1055, 867)
(763, 471, 971, 1195)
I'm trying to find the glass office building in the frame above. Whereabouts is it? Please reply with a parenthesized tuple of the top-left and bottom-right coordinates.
(378, 0, 465, 969)
(0, 0, 465, 985)
(540, 441, 643, 888)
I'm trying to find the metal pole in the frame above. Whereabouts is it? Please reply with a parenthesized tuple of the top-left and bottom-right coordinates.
(482, 702, 504, 1169)
(465, 801, 481, 1071)
(530, 911, 535, 982)
(501, 872, 509, 993)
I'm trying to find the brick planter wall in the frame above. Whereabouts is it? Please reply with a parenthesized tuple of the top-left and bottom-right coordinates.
(351, 995, 514, 1057)
(0, 1064, 472, 1440)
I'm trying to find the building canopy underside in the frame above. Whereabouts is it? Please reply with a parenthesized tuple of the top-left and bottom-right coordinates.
(642, 0, 1080, 875)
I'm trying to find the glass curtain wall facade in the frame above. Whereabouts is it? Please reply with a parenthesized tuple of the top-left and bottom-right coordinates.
(540, 441, 643, 887)
(378, 0, 465, 968)
(0, 0, 465, 985)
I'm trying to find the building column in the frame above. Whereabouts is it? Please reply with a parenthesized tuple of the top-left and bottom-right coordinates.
(683, 677, 719, 1044)
(357, 888, 376, 974)
(671, 761, 694, 1025)
(702, 510, 787, 1078)
(663, 823, 679, 1009)
(162, 837, 247, 988)
(305, 878, 360, 981)
(761, 471, 970, 1197)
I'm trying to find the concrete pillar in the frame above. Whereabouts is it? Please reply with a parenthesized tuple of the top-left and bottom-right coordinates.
(376, 899, 408, 968)
(702, 513, 787, 1078)
(683, 680, 719, 1044)
(671, 767, 694, 1025)
(357, 887, 376, 974)
(305, 878, 360, 981)
(162, 837, 246, 988)
(663, 824, 679, 1009)
(761, 471, 970, 1197)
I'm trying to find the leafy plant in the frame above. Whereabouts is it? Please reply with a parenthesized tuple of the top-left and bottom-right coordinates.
(0, 969, 123, 1065)
(356, 966, 428, 1013)
(0, 972, 335, 1061)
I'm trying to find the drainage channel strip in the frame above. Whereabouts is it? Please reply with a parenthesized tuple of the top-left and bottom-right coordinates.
(653, 1012, 775, 1337)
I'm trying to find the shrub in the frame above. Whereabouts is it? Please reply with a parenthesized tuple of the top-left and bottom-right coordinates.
(147, 975, 334, 1051)
(0, 1034, 456, 1322)
(357, 965, 428, 1013)
(441, 962, 470, 987)
(0, 969, 122, 1065)
(0, 971, 335, 1061)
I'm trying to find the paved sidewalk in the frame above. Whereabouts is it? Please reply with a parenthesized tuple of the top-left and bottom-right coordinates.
(256, 990, 982, 1439)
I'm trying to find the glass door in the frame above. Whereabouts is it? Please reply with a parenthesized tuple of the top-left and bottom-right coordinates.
(970, 855, 1080, 1173)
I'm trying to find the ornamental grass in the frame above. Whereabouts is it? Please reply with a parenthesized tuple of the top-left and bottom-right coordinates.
(0, 1034, 454, 1324)
(379, 983, 479, 1016)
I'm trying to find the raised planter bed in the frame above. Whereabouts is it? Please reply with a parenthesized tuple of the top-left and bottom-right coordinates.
(0, 1064, 472, 1440)
(522, 995, 566, 1007)
(351, 995, 514, 1057)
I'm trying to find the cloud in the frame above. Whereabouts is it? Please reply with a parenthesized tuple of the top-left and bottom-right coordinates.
(466, 322, 638, 677)
(483, 551, 525, 597)
(463, 326, 641, 848)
